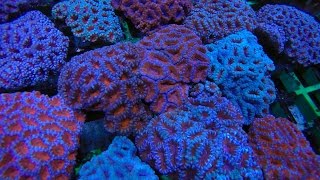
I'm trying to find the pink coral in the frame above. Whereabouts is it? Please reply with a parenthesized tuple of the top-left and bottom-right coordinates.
(137, 25, 209, 113)
(111, 0, 193, 33)
(248, 115, 320, 179)
(0, 91, 85, 179)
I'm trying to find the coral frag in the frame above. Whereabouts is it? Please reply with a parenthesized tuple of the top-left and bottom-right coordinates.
(0, 91, 84, 179)
(112, 0, 192, 33)
(248, 115, 320, 179)
(0, 11, 69, 92)
(52, 0, 123, 43)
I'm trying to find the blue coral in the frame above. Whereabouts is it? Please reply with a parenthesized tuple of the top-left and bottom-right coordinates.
(79, 136, 158, 180)
(0, 11, 69, 92)
(52, 0, 123, 43)
(135, 95, 262, 179)
(206, 30, 276, 124)
(257, 4, 320, 66)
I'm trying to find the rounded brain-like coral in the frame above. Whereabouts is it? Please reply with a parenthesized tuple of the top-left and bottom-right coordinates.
(138, 25, 209, 114)
(254, 22, 288, 54)
(206, 30, 276, 124)
(135, 97, 262, 179)
(0, 91, 85, 179)
(52, 0, 123, 43)
(111, 0, 193, 33)
(135, 95, 262, 179)
(0, 11, 69, 92)
(248, 115, 320, 179)
(58, 42, 145, 111)
(79, 136, 158, 180)
(58, 42, 149, 135)
(257, 4, 320, 66)
(184, 0, 257, 43)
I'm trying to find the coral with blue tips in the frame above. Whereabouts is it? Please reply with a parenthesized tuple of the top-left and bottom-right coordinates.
(52, 0, 123, 43)
(135, 94, 262, 179)
(257, 4, 320, 66)
(184, 0, 257, 43)
(79, 136, 158, 180)
(206, 30, 276, 124)
(0, 10, 69, 92)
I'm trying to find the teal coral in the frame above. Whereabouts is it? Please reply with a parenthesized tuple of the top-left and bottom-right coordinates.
(79, 136, 158, 180)
(52, 0, 123, 43)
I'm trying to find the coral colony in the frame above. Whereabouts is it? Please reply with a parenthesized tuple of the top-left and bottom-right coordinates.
(0, 0, 320, 180)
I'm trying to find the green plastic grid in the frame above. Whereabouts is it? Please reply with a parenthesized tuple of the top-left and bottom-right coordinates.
(278, 68, 320, 122)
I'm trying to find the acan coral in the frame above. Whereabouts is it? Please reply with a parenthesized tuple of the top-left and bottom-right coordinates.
(206, 30, 276, 124)
(254, 22, 288, 53)
(138, 24, 209, 114)
(52, 0, 123, 43)
(0, 11, 69, 92)
(135, 95, 262, 179)
(79, 136, 158, 180)
(0, 0, 53, 23)
(0, 91, 85, 179)
(257, 4, 320, 66)
(248, 115, 320, 179)
(111, 0, 193, 33)
(184, 0, 257, 43)
(58, 42, 149, 135)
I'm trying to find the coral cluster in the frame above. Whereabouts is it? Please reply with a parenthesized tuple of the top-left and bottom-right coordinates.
(58, 42, 149, 135)
(257, 4, 320, 66)
(0, 11, 69, 92)
(248, 115, 320, 179)
(138, 24, 209, 114)
(135, 95, 262, 179)
(111, 0, 193, 33)
(206, 30, 276, 124)
(0, 91, 84, 179)
(79, 136, 158, 180)
(184, 0, 257, 43)
(52, 0, 123, 43)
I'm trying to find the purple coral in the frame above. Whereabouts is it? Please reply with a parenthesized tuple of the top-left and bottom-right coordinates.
(257, 4, 320, 66)
(184, 0, 257, 43)
(137, 24, 209, 114)
(0, 11, 69, 92)
(254, 23, 288, 53)
(0, 91, 85, 179)
(58, 42, 149, 135)
(79, 136, 158, 180)
(206, 30, 276, 124)
(111, 0, 193, 33)
(135, 95, 262, 179)
(52, 0, 123, 43)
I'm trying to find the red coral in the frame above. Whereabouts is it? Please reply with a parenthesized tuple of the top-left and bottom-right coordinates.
(137, 25, 209, 114)
(111, 0, 193, 33)
(0, 91, 84, 179)
(248, 115, 320, 179)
